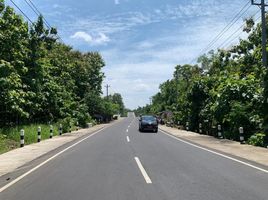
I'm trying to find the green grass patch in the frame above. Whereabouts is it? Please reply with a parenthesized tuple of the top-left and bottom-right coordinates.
(0, 123, 78, 154)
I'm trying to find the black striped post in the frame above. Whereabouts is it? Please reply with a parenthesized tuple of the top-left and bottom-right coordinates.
(20, 129, 24, 147)
(69, 124, 71, 133)
(239, 127, 245, 144)
(50, 125, 53, 138)
(218, 125, 223, 139)
(59, 124, 62, 135)
(186, 122, 189, 131)
(199, 123, 202, 134)
(37, 126, 41, 142)
(76, 122, 79, 131)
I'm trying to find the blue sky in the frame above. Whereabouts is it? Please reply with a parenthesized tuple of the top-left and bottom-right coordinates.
(8, 0, 260, 109)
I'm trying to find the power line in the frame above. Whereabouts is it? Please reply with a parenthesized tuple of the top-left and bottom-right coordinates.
(24, 0, 64, 43)
(202, 1, 251, 53)
(190, 1, 253, 64)
(9, 0, 33, 24)
(25, 0, 52, 29)
(218, 9, 261, 49)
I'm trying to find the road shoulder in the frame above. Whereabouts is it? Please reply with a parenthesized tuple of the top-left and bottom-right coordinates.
(159, 125, 268, 167)
(0, 119, 124, 178)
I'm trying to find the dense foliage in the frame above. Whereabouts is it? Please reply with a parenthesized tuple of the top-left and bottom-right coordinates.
(136, 17, 268, 146)
(0, 1, 124, 128)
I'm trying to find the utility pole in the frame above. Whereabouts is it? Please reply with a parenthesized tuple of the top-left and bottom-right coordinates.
(252, 0, 268, 133)
(105, 84, 110, 99)
(251, 0, 267, 67)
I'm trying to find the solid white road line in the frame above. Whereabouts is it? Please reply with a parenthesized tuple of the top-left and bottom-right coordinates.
(160, 130, 268, 174)
(134, 157, 152, 184)
(0, 127, 107, 193)
(126, 136, 130, 142)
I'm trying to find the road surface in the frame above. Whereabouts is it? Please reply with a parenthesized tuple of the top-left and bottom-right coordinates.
(0, 113, 267, 200)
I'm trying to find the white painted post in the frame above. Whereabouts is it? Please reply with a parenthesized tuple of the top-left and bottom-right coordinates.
(59, 124, 62, 135)
(186, 122, 189, 131)
(37, 126, 41, 142)
(20, 129, 24, 147)
(50, 125, 53, 138)
(199, 123, 202, 134)
(218, 125, 222, 139)
(239, 127, 245, 144)
(76, 122, 79, 131)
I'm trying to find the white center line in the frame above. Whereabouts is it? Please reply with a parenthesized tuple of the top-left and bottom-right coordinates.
(126, 129, 128, 132)
(134, 157, 152, 184)
(126, 136, 130, 142)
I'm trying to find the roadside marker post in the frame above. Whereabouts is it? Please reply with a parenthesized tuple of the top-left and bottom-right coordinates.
(20, 129, 24, 147)
(199, 123, 202, 134)
(59, 124, 62, 135)
(50, 125, 53, 138)
(69, 125, 72, 133)
(239, 127, 245, 144)
(37, 126, 41, 143)
(76, 122, 79, 131)
(186, 122, 189, 131)
(218, 124, 223, 139)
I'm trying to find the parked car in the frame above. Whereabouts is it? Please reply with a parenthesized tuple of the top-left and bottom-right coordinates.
(139, 115, 158, 133)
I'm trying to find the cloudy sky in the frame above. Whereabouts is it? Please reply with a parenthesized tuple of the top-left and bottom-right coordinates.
(8, 0, 261, 109)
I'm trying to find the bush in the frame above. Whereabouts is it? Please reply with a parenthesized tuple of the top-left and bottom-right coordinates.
(247, 133, 266, 147)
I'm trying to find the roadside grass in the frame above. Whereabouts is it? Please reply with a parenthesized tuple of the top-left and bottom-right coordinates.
(0, 123, 77, 154)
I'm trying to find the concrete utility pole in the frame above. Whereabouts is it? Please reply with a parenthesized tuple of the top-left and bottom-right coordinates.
(251, 0, 267, 67)
(252, 0, 268, 133)
(105, 84, 110, 98)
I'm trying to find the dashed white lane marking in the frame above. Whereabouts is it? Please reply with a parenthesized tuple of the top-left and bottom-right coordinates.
(126, 136, 130, 142)
(160, 130, 268, 174)
(0, 127, 107, 193)
(126, 129, 128, 132)
(134, 157, 152, 184)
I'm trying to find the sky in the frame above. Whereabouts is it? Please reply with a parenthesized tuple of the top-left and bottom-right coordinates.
(7, 0, 261, 109)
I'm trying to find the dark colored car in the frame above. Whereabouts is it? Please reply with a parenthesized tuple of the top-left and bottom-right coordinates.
(139, 115, 158, 133)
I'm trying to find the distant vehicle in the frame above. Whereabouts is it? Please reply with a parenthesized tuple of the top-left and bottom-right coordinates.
(139, 115, 158, 133)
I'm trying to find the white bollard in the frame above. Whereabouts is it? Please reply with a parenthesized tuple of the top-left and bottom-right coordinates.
(239, 127, 245, 144)
(20, 129, 24, 147)
(59, 124, 62, 135)
(37, 126, 41, 142)
(50, 125, 53, 138)
(218, 125, 223, 139)
(186, 122, 189, 131)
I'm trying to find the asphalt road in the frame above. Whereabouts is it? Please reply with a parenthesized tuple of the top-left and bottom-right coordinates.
(0, 113, 268, 200)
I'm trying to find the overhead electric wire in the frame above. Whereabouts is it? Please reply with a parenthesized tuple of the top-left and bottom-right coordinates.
(218, 9, 261, 49)
(201, 1, 252, 53)
(223, 14, 262, 49)
(20, 0, 64, 43)
(9, 0, 33, 24)
(190, 0, 253, 64)
(26, 0, 52, 29)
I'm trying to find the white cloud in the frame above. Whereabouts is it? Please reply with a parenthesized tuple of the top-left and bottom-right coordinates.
(70, 31, 110, 45)
(114, 0, 120, 5)
(71, 31, 93, 42)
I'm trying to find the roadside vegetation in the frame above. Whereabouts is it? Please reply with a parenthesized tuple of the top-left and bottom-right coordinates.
(135, 17, 268, 147)
(0, 1, 127, 153)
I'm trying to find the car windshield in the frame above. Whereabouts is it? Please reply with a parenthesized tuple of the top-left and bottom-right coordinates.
(142, 116, 156, 121)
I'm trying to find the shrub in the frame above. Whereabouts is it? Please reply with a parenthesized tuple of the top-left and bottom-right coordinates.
(247, 133, 266, 147)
